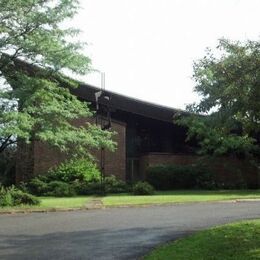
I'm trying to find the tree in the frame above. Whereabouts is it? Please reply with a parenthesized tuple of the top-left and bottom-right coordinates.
(0, 0, 115, 157)
(177, 39, 260, 157)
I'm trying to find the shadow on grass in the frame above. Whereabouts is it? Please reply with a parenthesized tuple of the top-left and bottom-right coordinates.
(145, 220, 260, 260)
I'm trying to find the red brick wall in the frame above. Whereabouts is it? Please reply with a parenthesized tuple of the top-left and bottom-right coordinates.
(141, 153, 196, 168)
(99, 121, 126, 180)
(16, 142, 34, 183)
(16, 117, 126, 182)
(33, 142, 67, 177)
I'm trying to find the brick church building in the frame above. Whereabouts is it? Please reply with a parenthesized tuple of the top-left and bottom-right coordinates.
(16, 80, 197, 182)
(5, 57, 258, 187)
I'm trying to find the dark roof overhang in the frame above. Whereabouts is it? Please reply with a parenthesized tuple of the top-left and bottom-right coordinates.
(1, 54, 189, 123)
(72, 84, 188, 123)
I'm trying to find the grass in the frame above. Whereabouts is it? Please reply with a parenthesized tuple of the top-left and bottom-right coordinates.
(39, 196, 90, 208)
(1, 190, 260, 211)
(144, 219, 260, 260)
(102, 190, 260, 206)
(0, 196, 90, 211)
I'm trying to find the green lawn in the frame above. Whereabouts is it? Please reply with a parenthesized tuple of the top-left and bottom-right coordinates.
(39, 196, 90, 208)
(0, 196, 90, 211)
(1, 190, 260, 211)
(102, 190, 260, 206)
(144, 219, 260, 260)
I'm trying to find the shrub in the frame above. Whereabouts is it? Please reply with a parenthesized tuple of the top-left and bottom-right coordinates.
(26, 162, 130, 196)
(146, 164, 216, 190)
(132, 181, 155, 195)
(147, 165, 190, 190)
(45, 181, 76, 197)
(72, 180, 101, 195)
(27, 177, 49, 196)
(27, 159, 101, 196)
(48, 159, 100, 183)
(27, 178, 76, 197)
(0, 186, 40, 207)
(10, 189, 40, 206)
(104, 175, 129, 193)
(0, 186, 13, 207)
(71, 176, 129, 195)
(193, 166, 217, 189)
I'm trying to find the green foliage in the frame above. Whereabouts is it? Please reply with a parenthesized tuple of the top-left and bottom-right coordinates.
(26, 177, 49, 196)
(0, 186, 12, 206)
(104, 175, 129, 193)
(48, 159, 101, 183)
(0, 0, 89, 73)
(27, 159, 101, 196)
(45, 181, 76, 197)
(149, 165, 194, 189)
(132, 181, 155, 195)
(144, 220, 260, 260)
(146, 164, 248, 190)
(28, 177, 77, 197)
(10, 188, 40, 206)
(72, 180, 101, 195)
(177, 114, 257, 157)
(177, 38, 260, 158)
(71, 176, 129, 195)
(0, 185, 40, 207)
(0, 0, 116, 157)
(146, 164, 216, 190)
(27, 160, 130, 196)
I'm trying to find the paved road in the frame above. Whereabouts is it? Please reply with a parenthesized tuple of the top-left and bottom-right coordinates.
(0, 201, 260, 260)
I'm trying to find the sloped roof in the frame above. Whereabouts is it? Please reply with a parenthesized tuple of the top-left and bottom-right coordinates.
(1, 55, 187, 123)
(72, 84, 186, 123)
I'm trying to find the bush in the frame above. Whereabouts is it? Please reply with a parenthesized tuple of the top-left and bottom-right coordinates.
(146, 164, 216, 190)
(28, 179, 76, 197)
(27, 159, 101, 196)
(192, 166, 217, 189)
(72, 180, 101, 195)
(27, 178, 77, 197)
(11, 189, 40, 206)
(71, 176, 129, 195)
(0, 186, 13, 207)
(48, 159, 100, 183)
(104, 175, 129, 193)
(132, 181, 155, 195)
(27, 177, 49, 196)
(26, 161, 130, 196)
(0, 186, 40, 207)
(146, 163, 250, 190)
(45, 181, 76, 197)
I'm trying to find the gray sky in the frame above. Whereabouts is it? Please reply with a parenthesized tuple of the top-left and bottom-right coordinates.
(71, 0, 260, 109)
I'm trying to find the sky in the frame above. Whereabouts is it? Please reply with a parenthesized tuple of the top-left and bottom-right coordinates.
(71, 0, 260, 109)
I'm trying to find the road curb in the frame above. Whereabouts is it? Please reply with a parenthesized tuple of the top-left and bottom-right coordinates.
(0, 207, 90, 214)
(1, 198, 260, 214)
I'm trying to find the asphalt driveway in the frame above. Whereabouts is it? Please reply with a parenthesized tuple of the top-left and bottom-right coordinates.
(0, 201, 260, 260)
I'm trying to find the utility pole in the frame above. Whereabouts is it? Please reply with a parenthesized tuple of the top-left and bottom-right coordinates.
(100, 72, 105, 192)
(95, 72, 111, 194)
